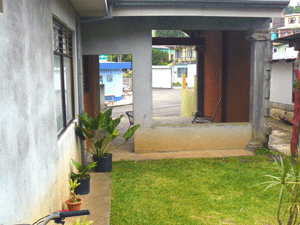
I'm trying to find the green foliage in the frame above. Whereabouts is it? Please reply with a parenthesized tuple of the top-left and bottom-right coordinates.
(69, 179, 80, 203)
(284, 6, 295, 14)
(295, 6, 300, 14)
(173, 82, 182, 87)
(72, 216, 93, 225)
(70, 159, 97, 179)
(107, 54, 132, 62)
(154, 30, 188, 37)
(255, 147, 271, 155)
(257, 156, 300, 224)
(152, 48, 168, 65)
(111, 157, 280, 224)
(76, 108, 140, 157)
(172, 82, 187, 87)
(283, 6, 300, 15)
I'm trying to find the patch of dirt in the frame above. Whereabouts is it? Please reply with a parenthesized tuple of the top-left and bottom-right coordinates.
(269, 118, 292, 155)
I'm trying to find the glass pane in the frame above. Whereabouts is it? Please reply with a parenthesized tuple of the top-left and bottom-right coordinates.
(64, 57, 73, 123)
(54, 55, 64, 133)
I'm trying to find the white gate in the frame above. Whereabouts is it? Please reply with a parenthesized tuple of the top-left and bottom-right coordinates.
(152, 66, 172, 88)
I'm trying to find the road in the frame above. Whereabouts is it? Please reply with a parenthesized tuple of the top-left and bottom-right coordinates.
(112, 88, 182, 118)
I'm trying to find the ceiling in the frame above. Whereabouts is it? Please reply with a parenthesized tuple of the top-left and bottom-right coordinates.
(69, 0, 108, 17)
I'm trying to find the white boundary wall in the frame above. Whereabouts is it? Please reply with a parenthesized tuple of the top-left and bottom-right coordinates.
(270, 60, 294, 105)
(152, 65, 172, 88)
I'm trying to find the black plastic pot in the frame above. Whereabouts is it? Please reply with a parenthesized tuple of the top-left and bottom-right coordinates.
(74, 176, 90, 195)
(93, 153, 112, 172)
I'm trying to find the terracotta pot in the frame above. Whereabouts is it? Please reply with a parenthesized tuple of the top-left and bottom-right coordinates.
(65, 198, 82, 211)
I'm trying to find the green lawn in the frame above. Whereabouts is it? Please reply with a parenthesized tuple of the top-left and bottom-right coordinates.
(111, 156, 280, 225)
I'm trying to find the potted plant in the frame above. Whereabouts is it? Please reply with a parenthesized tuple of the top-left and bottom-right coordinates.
(71, 159, 97, 195)
(65, 179, 82, 211)
(72, 216, 93, 225)
(76, 107, 140, 172)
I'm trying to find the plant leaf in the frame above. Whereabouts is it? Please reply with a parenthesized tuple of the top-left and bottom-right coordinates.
(95, 137, 107, 149)
(75, 126, 94, 139)
(78, 112, 93, 129)
(75, 126, 86, 141)
(71, 158, 84, 172)
(90, 112, 105, 130)
(111, 129, 120, 139)
(81, 161, 97, 176)
(123, 124, 140, 140)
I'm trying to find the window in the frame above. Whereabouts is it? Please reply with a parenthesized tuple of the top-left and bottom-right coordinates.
(177, 68, 187, 78)
(175, 50, 181, 59)
(107, 74, 113, 82)
(186, 48, 195, 58)
(53, 19, 74, 134)
(273, 47, 278, 53)
(288, 17, 296, 24)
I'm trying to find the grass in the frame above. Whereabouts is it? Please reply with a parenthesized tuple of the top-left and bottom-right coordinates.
(110, 156, 281, 225)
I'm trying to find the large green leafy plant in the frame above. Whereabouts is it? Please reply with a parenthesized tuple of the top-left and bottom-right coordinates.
(257, 156, 300, 225)
(76, 108, 140, 158)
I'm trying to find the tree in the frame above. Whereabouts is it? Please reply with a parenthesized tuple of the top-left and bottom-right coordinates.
(154, 30, 188, 37)
(283, 6, 295, 15)
(152, 48, 168, 65)
(107, 54, 132, 62)
(295, 6, 300, 14)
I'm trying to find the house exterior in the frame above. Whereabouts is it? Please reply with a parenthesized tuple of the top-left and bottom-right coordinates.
(278, 13, 300, 37)
(0, 0, 289, 223)
(270, 13, 300, 120)
(100, 62, 132, 101)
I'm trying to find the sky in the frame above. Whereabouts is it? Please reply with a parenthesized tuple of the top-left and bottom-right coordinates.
(289, 0, 299, 6)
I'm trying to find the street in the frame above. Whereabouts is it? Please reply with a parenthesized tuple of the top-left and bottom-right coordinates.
(112, 88, 182, 118)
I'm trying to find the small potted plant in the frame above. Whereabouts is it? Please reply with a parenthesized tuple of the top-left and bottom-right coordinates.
(72, 216, 93, 225)
(65, 179, 82, 211)
(71, 158, 97, 195)
(76, 107, 140, 172)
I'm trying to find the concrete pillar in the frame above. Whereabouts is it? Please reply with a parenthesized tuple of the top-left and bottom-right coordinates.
(195, 45, 205, 117)
(83, 55, 100, 118)
(246, 30, 272, 150)
(99, 84, 106, 111)
(169, 48, 173, 61)
(182, 74, 186, 89)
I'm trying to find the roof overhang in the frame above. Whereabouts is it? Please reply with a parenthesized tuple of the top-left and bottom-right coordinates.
(108, 0, 289, 9)
(273, 33, 300, 51)
(70, 0, 289, 18)
(108, 0, 289, 17)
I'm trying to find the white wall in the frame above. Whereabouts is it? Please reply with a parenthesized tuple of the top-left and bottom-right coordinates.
(172, 64, 196, 88)
(82, 17, 153, 127)
(0, 1, 81, 223)
(187, 64, 196, 87)
(152, 66, 172, 88)
(270, 60, 294, 105)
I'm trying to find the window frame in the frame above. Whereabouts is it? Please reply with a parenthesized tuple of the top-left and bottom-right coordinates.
(288, 17, 296, 24)
(53, 18, 75, 137)
(0, 0, 3, 13)
(177, 67, 188, 78)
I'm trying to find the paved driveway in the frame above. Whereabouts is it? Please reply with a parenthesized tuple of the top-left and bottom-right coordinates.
(112, 88, 182, 118)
